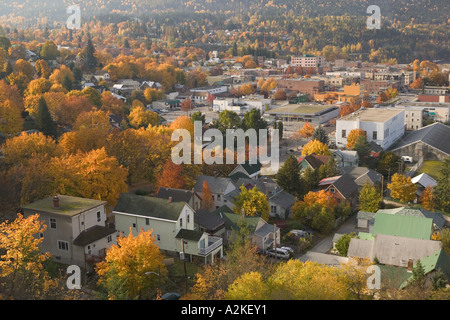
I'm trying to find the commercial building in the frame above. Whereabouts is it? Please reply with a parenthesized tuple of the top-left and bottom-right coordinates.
(291, 55, 325, 68)
(266, 103, 339, 124)
(336, 108, 405, 149)
(276, 78, 325, 98)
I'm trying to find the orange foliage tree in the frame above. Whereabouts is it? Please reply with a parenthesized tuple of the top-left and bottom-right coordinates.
(346, 129, 367, 149)
(156, 161, 186, 192)
(299, 121, 314, 140)
(201, 180, 215, 211)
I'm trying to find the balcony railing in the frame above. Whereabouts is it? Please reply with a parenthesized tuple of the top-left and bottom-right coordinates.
(198, 236, 223, 256)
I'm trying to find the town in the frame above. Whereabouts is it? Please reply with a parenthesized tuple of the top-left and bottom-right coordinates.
(0, 0, 449, 303)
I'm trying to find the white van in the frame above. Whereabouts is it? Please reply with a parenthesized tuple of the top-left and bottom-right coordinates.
(266, 248, 290, 260)
(401, 156, 413, 163)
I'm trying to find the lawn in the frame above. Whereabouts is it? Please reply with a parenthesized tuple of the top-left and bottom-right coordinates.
(419, 161, 443, 180)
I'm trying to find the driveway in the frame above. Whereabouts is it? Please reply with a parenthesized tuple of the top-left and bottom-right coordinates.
(308, 214, 359, 254)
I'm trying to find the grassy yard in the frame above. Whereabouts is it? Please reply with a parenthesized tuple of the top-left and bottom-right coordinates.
(419, 161, 443, 180)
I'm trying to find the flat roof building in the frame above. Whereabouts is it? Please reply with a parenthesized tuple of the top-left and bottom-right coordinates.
(267, 103, 339, 124)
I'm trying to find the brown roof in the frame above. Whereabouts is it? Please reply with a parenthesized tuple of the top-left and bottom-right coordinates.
(304, 154, 330, 169)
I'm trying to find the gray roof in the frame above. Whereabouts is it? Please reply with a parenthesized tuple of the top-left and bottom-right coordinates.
(73, 225, 116, 246)
(194, 209, 225, 231)
(156, 187, 196, 203)
(389, 122, 450, 155)
(194, 175, 233, 195)
(254, 223, 279, 238)
(268, 190, 296, 209)
(357, 211, 377, 221)
(175, 229, 204, 241)
(321, 173, 358, 199)
(340, 166, 383, 187)
(348, 234, 442, 268)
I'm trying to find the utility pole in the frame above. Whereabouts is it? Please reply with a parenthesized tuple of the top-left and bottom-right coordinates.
(274, 223, 277, 262)
(181, 239, 188, 294)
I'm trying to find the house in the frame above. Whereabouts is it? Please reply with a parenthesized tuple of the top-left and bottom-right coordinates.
(229, 176, 296, 220)
(347, 234, 442, 269)
(299, 154, 330, 172)
(318, 174, 359, 208)
(411, 173, 437, 200)
(141, 81, 163, 90)
(94, 71, 110, 82)
(400, 249, 450, 288)
(389, 122, 450, 162)
(336, 108, 405, 150)
(113, 193, 223, 265)
(332, 150, 359, 168)
(211, 205, 280, 250)
(194, 175, 236, 210)
(194, 208, 226, 238)
(21, 195, 116, 269)
(340, 166, 383, 190)
(356, 207, 446, 232)
(156, 187, 202, 212)
(228, 162, 262, 179)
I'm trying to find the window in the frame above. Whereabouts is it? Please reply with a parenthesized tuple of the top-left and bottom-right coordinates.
(372, 131, 377, 140)
(132, 223, 136, 228)
(342, 130, 346, 138)
(180, 218, 183, 227)
(187, 214, 190, 224)
(107, 235, 112, 243)
(97, 211, 101, 222)
(57, 240, 69, 251)
(329, 188, 335, 193)
(271, 205, 277, 214)
(145, 218, 150, 225)
(217, 194, 221, 201)
(157, 235, 161, 241)
(50, 218, 56, 229)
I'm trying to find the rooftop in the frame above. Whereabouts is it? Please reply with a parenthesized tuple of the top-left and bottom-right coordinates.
(340, 108, 404, 123)
(22, 195, 106, 217)
(372, 213, 432, 240)
(268, 104, 337, 115)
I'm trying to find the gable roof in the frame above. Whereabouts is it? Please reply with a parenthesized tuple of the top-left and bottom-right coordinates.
(389, 122, 450, 155)
(230, 161, 262, 176)
(376, 207, 445, 230)
(194, 175, 234, 195)
(73, 225, 116, 246)
(372, 213, 432, 240)
(320, 174, 358, 199)
(340, 166, 383, 187)
(156, 187, 196, 203)
(194, 209, 225, 231)
(411, 173, 437, 188)
(114, 193, 186, 221)
(211, 205, 261, 232)
(417, 249, 450, 279)
(175, 229, 204, 241)
(302, 154, 330, 170)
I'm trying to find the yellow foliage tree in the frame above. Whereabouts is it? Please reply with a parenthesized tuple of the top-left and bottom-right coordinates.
(96, 228, 168, 300)
(233, 185, 270, 221)
(420, 185, 435, 211)
(0, 214, 57, 299)
(346, 128, 367, 149)
(301, 139, 331, 156)
(0, 99, 24, 136)
(226, 272, 268, 300)
(388, 173, 417, 203)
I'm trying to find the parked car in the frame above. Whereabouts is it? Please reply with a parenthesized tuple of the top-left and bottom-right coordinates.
(401, 156, 413, 163)
(266, 248, 290, 260)
(288, 229, 312, 239)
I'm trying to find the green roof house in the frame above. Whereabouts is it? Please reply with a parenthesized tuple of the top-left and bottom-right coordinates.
(21, 195, 116, 269)
(113, 193, 223, 265)
(372, 213, 433, 240)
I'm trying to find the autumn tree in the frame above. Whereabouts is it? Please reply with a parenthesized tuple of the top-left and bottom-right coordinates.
(388, 174, 417, 203)
(377, 151, 400, 178)
(156, 161, 186, 192)
(181, 97, 194, 115)
(359, 182, 381, 213)
(82, 86, 102, 107)
(434, 158, 450, 213)
(128, 106, 161, 128)
(201, 180, 214, 211)
(96, 229, 168, 300)
(0, 99, 23, 136)
(0, 214, 57, 299)
(299, 121, 314, 140)
(40, 41, 59, 61)
(301, 139, 331, 156)
(233, 185, 269, 221)
(346, 129, 367, 149)
(420, 186, 435, 211)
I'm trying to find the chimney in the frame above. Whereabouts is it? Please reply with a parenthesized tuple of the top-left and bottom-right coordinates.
(53, 195, 59, 208)
(168, 197, 172, 203)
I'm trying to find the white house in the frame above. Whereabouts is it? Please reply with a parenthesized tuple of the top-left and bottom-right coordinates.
(336, 108, 405, 150)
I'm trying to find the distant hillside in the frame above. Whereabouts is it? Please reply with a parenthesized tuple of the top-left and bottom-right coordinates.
(0, 0, 448, 24)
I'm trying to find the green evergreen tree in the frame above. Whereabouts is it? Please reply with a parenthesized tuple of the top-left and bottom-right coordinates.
(312, 125, 328, 145)
(62, 73, 73, 91)
(276, 154, 303, 197)
(80, 38, 98, 71)
(35, 97, 57, 138)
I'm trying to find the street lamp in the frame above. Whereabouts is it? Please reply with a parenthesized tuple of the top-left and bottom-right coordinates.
(145, 266, 161, 297)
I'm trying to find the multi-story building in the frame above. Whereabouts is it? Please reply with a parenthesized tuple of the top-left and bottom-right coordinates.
(276, 79, 325, 98)
(291, 55, 325, 68)
(336, 108, 405, 149)
(21, 195, 116, 269)
(396, 102, 450, 130)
